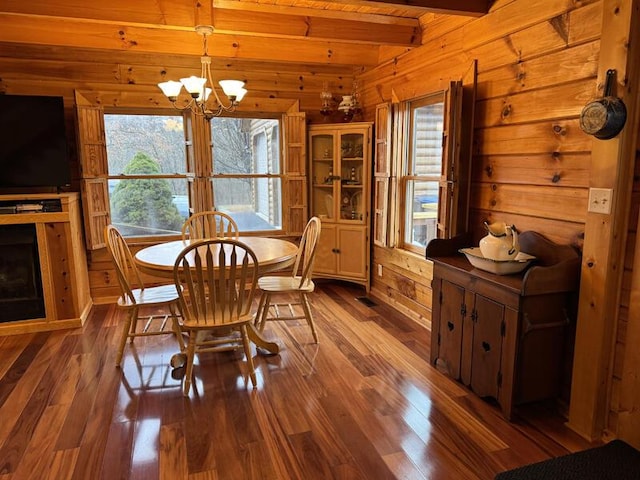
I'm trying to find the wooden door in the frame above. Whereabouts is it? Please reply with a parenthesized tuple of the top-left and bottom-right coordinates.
(314, 223, 337, 275)
(283, 112, 307, 235)
(469, 294, 504, 400)
(434, 279, 465, 379)
(336, 226, 366, 279)
(373, 103, 391, 247)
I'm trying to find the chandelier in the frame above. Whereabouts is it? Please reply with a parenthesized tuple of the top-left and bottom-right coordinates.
(158, 25, 247, 119)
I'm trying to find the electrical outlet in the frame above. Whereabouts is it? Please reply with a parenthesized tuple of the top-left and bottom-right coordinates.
(588, 188, 613, 214)
(377, 264, 383, 277)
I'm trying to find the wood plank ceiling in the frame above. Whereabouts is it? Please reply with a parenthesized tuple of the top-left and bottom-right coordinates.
(0, 0, 489, 115)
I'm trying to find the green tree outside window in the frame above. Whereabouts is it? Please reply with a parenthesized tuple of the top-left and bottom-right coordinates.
(111, 152, 183, 236)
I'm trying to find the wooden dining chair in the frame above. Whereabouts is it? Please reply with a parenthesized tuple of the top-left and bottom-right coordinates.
(173, 239, 260, 396)
(181, 211, 239, 241)
(255, 217, 322, 343)
(104, 225, 185, 367)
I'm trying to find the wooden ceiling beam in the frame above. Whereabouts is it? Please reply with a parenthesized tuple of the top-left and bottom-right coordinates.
(0, 14, 380, 67)
(0, 57, 354, 95)
(328, 0, 491, 16)
(1, 0, 420, 46)
(213, 0, 420, 25)
(0, 43, 353, 75)
(212, 9, 420, 46)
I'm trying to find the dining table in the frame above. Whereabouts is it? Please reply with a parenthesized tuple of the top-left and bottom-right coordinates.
(134, 236, 298, 355)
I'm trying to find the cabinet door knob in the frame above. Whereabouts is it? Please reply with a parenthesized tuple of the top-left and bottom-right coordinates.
(482, 341, 491, 352)
(447, 321, 455, 331)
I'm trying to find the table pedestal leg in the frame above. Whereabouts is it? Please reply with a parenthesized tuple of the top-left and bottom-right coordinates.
(247, 323, 280, 355)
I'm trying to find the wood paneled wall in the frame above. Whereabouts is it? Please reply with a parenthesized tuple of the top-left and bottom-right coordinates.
(360, 0, 601, 322)
(358, 0, 640, 447)
(609, 131, 640, 442)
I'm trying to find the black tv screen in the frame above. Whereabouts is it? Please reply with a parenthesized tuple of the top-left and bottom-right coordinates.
(0, 94, 71, 189)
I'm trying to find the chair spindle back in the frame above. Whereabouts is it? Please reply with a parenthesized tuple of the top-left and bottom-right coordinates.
(174, 239, 259, 327)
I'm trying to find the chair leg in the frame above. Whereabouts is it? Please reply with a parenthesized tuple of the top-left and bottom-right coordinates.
(183, 333, 196, 396)
(254, 291, 267, 327)
(257, 292, 272, 332)
(129, 306, 139, 343)
(240, 325, 257, 387)
(169, 303, 185, 353)
(116, 308, 135, 367)
(300, 292, 319, 344)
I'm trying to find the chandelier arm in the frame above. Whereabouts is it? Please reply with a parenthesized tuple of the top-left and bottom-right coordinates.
(171, 97, 196, 113)
(206, 60, 227, 108)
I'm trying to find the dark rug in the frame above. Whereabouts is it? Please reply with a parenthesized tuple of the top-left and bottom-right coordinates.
(495, 440, 640, 480)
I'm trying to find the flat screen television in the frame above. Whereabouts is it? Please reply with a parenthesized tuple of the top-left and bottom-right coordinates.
(0, 94, 71, 189)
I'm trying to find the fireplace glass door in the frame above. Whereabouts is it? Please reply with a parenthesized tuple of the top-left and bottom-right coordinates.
(0, 224, 45, 322)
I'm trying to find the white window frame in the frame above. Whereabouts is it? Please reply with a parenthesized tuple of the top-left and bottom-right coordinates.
(103, 110, 190, 240)
(399, 93, 446, 255)
(210, 116, 284, 234)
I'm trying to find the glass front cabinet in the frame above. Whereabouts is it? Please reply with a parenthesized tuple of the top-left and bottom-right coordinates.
(308, 122, 372, 290)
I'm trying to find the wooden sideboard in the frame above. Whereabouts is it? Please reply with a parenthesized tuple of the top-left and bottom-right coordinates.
(426, 231, 580, 419)
(0, 193, 92, 335)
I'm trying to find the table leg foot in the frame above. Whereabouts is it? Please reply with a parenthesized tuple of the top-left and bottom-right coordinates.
(248, 324, 280, 355)
(170, 353, 187, 368)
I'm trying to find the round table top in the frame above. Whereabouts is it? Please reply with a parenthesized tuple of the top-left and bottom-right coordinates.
(134, 236, 298, 278)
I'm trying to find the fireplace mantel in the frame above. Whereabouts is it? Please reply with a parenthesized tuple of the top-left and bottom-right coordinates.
(0, 192, 92, 335)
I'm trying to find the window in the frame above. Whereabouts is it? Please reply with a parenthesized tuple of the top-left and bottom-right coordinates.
(104, 113, 189, 237)
(210, 117, 282, 232)
(77, 101, 305, 249)
(103, 114, 283, 237)
(401, 94, 445, 254)
(373, 66, 475, 257)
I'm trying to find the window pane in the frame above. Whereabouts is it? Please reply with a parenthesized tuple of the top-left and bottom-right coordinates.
(109, 178, 189, 237)
(401, 95, 444, 252)
(410, 102, 443, 176)
(212, 178, 282, 231)
(211, 118, 280, 174)
(404, 180, 438, 248)
(104, 114, 187, 175)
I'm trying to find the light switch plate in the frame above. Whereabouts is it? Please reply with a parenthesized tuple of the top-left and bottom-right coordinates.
(588, 188, 613, 214)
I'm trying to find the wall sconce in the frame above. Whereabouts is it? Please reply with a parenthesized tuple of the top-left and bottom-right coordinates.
(320, 82, 334, 118)
(320, 80, 362, 122)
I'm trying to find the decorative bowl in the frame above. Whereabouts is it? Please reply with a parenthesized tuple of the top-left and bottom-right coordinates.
(459, 247, 536, 275)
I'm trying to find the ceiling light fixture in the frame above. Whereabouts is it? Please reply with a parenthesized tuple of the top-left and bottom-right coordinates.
(158, 25, 247, 119)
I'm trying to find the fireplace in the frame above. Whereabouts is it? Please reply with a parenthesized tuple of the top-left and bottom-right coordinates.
(0, 224, 45, 322)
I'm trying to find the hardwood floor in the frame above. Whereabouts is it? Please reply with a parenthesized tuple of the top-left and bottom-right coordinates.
(0, 281, 594, 479)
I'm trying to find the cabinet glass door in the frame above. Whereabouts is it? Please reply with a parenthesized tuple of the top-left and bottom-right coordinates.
(310, 133, 336, 220)
(338, 132, 365, 222)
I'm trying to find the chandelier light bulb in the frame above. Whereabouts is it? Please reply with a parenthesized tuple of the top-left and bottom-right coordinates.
(180, 76, 207, 97)
(197, 88, 212, 102)
(158, 80, 183, 101)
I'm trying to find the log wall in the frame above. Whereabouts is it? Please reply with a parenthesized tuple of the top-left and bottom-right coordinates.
(358, 0, 640, 446)
(359, 0, 601, 322)
(609, 130, 640, 441)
